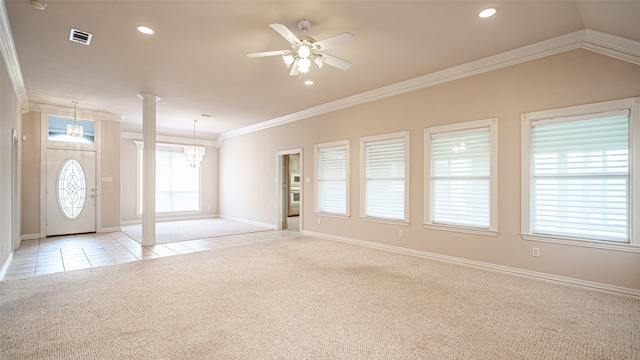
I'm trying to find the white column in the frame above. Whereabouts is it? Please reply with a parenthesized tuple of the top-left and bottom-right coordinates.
(138, 93, 160, 246)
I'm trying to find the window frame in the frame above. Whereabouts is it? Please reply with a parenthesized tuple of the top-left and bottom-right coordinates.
(359, 131, 410, 225)
(424, 118, 499, 236)
(135, 141, 203, 217)
(45, 113, 99, 152)
(314, 140, 350, 219)
(521, 97, 640, 253)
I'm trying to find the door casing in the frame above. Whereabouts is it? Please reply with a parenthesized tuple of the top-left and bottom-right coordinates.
(276, 148, 303, 232)
(39, 109, 102, 238)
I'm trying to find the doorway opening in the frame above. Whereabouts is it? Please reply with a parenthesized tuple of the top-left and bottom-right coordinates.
(277, 149, 302, 233)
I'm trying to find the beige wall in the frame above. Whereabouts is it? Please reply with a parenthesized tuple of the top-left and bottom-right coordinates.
(219, 49, 640, 290)
(20, 110, 122, 236)
(20, 111, 40, 236)
(120, 139, 137, 222)
(0, 52, 19, 269)
(120, 139, 219, 224)
(100, 119, 122, 230)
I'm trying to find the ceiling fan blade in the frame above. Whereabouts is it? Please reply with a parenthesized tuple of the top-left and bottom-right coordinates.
(247, 50, 292, 58)
(269, 23, 301, 45)
(314, 33, 355, 51)
(322, 54, 352, 71)
(289, 59, 300, 76)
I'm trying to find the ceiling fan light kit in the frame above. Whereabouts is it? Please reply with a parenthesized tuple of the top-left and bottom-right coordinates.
(247, 19, 355, 77)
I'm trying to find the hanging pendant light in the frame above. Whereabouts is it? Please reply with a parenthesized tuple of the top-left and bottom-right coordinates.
(66, 101, 84, 138)
(184, 119, 205, 168)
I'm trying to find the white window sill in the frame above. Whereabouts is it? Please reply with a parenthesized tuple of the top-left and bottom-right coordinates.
(314, 212, 350, 220)
(522, 233, 640, 253)
(424, 223, 498, 237)
(360, 216, 410, 226)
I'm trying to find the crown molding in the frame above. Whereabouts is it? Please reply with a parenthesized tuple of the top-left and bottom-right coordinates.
(122, 131, 217, 148)
(218, 29, 639, 146)
(0, 0, 27, 104)
(24, 102, 122, 122)
(582, 29, 640, 66)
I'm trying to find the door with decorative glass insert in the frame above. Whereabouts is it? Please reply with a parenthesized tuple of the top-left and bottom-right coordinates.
(46, 149, 96, 236)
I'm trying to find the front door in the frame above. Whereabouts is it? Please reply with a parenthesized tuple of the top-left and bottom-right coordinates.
(46, 149, 96, 236)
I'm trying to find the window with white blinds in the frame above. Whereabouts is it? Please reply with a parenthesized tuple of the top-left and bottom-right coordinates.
(522, 97, 639, 250)
(360, 132, 409, 223)
(156, 148, 200, 213)
(315, 141, 349, 217)
(137, 144, 200, 214)
(530, 112, 629, 242)
(424, 119, 498, 235)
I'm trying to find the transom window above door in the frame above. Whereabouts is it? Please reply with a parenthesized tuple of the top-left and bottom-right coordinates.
(48, 116, 95, 144)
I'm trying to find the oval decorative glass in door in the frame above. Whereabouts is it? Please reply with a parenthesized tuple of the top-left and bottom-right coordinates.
(57, 159, 86, 219)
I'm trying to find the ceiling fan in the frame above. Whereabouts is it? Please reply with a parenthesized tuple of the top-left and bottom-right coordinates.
(247, 19, 355, 76)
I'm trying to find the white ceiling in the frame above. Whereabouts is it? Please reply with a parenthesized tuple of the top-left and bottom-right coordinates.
(5, 0, 640, 140)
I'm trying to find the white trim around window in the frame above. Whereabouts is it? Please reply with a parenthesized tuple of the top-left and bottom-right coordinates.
(314, 140, 350, 219)
(424, 118, 499, 236)
(521, 97, 640, 253)
(359, 131, 410, 225)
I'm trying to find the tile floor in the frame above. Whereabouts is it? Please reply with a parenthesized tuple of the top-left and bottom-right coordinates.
(2, 229, 301, 281)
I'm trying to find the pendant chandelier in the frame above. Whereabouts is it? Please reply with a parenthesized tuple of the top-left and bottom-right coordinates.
(184, 119, 205, 168)
(66, 101, 84, 138)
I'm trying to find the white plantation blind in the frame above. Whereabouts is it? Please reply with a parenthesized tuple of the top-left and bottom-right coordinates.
(364, 138, 406, 220)
(155, 148, 200, 213)
(316, 145, 348, 215)
(431, 129, 490, 228)
(530, 111, 629, 242)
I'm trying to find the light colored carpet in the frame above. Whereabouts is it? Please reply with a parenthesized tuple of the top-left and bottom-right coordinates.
(120, 218, 272, 244)
(1, 235, 639, 359)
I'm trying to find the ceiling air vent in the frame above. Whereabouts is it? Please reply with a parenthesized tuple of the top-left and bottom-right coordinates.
(69, 28, 92, 45)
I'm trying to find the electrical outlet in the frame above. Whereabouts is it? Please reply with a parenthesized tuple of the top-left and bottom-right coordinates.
(532, 247, 540, 257)
(317, 218, 321, 225)
(399, 230, 404, 238)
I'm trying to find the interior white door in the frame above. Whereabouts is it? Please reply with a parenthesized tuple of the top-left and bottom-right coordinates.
(46, 149, 96, 236)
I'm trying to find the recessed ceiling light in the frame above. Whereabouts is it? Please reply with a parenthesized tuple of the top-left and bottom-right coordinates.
(304, 80, 314, 86)
(478, 7, 498, 19)
(30, 0, 47, 10)
(137, 26, 154, 35)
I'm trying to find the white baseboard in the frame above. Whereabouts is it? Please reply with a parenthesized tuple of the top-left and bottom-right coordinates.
(21, 233, 41, 241)
(220, 216, 277, 230)
(99, 227, 121, 233)
(120, 215, 220, 227)
(120, 220, 140, 226)
(303, 230, 640, 298)
(0, 252, 13, 281)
